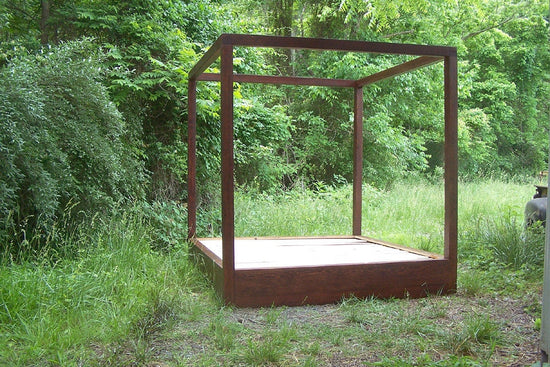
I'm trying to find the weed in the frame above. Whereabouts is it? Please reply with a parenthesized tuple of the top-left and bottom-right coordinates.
(438, 315, 500, 357)
(458, 268, 486, 296)
(0, 207, 205, 366)
(263, 306, 285, 325)
(131, 289, 179, 340)
(302, 355, 320, 366)
(461, 210, 544, 271)
(302, 341, 321, 355)
(418, 296, 448, 319)
(0, 179, 541, 366)
(242, 337, 285, 365)
(208, 311, 241, 351)
(484, 217, 544, 269)
(340, 296, 374, 326)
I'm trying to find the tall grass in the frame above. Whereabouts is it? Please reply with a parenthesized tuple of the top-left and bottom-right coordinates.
(235, 186, 353, 237)
(236, 179, 538, 258)
(0, 178, 542, 365)
(458, 180, 544, 269)
(0, 206, 206, 366)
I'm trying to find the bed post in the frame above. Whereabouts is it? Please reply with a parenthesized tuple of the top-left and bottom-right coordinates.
(220, 42, 235, 304)
(353, 87, 364, 236)
(444, 51, 458, 292)
(187, 78, 197, 239)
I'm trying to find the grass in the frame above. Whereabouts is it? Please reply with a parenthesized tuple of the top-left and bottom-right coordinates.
(0, 177, 545, 366)
(0, 208, 211, 366)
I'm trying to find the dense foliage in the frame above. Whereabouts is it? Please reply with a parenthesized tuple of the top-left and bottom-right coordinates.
(0, 40, 146, 252)
(0, 0, 548, 249)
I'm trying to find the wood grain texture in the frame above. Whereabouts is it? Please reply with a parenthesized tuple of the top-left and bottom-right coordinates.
(233, 259, 452, 307)
(220, 44, 235, 304)
(197, 237, 433, 269)
(192, 237, 454, 307)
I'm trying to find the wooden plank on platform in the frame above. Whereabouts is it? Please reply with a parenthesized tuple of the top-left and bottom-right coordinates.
(198, 237, 434, 270)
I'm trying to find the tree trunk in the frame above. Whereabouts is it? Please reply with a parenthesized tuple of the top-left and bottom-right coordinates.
(40, 0, 50, 44)
(270, 0, 294, 75)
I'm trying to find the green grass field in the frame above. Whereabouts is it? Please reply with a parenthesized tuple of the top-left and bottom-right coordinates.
(0, 178, 545, 366)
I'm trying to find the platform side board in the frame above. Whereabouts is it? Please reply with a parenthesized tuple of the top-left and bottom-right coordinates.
(233, 259, 452, 307)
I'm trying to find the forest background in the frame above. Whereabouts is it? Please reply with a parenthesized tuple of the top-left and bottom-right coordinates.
(0, 0, 549, 250)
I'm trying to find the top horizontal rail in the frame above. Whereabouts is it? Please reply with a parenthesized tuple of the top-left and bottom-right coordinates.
(189, 37, 223, 80)
(198, 73, 356, 88)
(220, 34, 456, 57)
(189, 33, 456, 80)
(195, 55, 444, 89)
(355, 56, 443, 87)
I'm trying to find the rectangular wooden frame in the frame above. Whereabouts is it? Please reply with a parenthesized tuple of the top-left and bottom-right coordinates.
(187, 34, 458, 307)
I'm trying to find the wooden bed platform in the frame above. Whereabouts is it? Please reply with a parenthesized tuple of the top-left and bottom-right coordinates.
(191, 236, 454, 307)
(187, 34, 458, 307)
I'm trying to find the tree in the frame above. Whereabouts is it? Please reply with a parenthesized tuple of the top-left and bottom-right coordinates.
(0, 40, 146, 252)
(1, 0, 225, 200)
(237, 0, 550, 181)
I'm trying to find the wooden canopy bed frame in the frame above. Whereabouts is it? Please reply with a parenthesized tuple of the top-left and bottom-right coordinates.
(187, 34, 458, 307)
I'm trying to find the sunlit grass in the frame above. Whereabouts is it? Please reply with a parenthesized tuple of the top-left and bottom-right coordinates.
(235, 179, 535, 256)
(0, 208, 207, 366)
(0, 178, 543, 366)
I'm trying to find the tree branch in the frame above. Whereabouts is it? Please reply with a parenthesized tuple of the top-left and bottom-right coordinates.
(5, 2, 37, 21)
(382, 30, 415, 39)
(461, 16, 515, 41)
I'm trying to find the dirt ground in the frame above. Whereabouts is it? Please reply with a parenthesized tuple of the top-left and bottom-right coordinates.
(226, 291, 543, 366)
(141, 286, 544, 366)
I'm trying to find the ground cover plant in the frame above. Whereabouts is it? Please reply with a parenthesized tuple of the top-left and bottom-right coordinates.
(0, 178, 545, 366)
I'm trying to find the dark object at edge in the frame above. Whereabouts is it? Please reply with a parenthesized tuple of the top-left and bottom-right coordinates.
(525, 185, 547, 227)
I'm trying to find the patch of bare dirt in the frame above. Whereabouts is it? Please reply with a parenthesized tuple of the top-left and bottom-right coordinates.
(135, 290, 543, 366)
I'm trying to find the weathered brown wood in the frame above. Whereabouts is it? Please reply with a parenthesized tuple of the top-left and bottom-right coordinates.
(233, 259, 452, 307)
(198, 73, 355, 88)
(188, 37, 222, 79)
(220, 44, 235, 304)
(353, 87, 363, 236)
(192, 236, 453, 306)
(355, 56, 443, 87)
(188, 34, 458, 307)
(190, 240, 223, 295)
(187, 79, 197, 239)
(444, 53, 458, 292)
(219, 33, 456, 57)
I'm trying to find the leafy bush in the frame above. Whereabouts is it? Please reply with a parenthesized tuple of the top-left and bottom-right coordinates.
(0, 40, 146, 255)
(141, 201, 188, 251)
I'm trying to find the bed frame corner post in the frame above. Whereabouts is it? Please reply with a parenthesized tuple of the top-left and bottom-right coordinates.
(353, 86, 364, 236)
(188, 78, 197, 240)
(444, 51, 458, 292)
(221, 42, 236, 305)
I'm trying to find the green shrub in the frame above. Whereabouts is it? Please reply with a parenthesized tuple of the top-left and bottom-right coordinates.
(0, 40, 146, 256)
(141, 201, 188, 251)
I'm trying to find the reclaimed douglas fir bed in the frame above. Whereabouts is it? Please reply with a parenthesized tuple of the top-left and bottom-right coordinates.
(187, 34, 458, 307)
